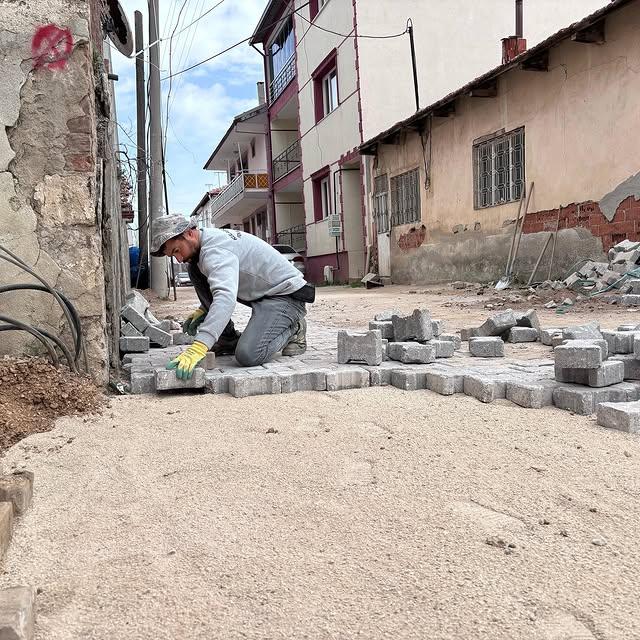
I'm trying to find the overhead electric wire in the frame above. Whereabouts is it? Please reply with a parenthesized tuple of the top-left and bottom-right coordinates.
(297, 11, 409, 39)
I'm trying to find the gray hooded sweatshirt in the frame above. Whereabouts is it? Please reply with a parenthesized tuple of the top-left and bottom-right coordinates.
(194, 228, 306, 349)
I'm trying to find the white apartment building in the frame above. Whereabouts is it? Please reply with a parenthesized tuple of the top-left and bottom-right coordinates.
(250, 0, 606, 284)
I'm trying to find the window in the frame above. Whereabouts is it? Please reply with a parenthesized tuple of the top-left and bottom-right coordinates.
(312, 50, 338, 123)
(268, 17, 294, 80)
(373, 174, 390, 233)
(390, 168, 420, 226)
(250, 138, 256, 158)
(473, 127, 525, 209)
(312, 169, 332, 222)
(310, 0, 329, 19)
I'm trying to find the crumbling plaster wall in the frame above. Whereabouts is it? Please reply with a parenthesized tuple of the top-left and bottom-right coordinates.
(0, 1, 109, 382)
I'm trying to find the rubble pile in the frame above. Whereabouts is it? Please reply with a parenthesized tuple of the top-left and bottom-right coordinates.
(461, 308, 541, 345)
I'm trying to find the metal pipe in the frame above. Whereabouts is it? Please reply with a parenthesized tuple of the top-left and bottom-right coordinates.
(515, 0, 523, 38)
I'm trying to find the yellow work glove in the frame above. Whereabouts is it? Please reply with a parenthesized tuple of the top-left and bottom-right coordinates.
(182, 308, 206, 336)
(166, 341, 208, 380)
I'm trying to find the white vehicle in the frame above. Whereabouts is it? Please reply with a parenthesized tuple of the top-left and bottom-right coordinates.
(272, 244, 305, 275)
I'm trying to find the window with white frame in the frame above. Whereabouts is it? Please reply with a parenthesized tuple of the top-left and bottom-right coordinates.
(320, 175, 331, 219)
(473, 127, 525, 209)
(322, 69, 338, 117)
(373, 174, 390, 233)
(390, 168, 420, 227)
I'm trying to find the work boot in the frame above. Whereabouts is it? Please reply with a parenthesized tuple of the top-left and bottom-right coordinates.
(282, 317, 307, 357)
(212, 321, 241, 356)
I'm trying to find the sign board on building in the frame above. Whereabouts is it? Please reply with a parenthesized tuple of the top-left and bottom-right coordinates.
(328, 214, 342, 237)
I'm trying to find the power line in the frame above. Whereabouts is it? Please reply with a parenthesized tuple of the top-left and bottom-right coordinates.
(297, 11, 408, 39)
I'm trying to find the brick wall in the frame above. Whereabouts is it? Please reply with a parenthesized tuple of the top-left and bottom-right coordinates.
(522, 196, 640, 251)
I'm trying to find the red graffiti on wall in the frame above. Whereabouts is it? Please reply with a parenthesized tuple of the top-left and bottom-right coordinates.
(31, 25, 73, 70)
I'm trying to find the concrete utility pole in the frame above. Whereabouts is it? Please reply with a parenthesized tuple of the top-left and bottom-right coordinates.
(134, 11, 148, 286)
(148, 0, 169, 297)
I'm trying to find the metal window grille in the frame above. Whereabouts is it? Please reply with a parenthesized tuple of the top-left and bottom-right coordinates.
(373, 174, 390, 233)
(473, 127, 525, 209)
(390, 168, 420, 227)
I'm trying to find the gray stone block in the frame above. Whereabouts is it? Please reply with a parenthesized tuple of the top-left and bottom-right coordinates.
(621, 294, 640, 306)
(204, 372, 231, 394)
(552, 385, 610, 415)
(614, 353, 640, 380)
(121, 305, 150, 333)
(587, 360, 624, 388)
(203, 352, 217, 370)
(368, 321, 394, 340)
(426, 370, 465, 395)
(387, 342, 436, 364)
(554, 340, 606, 370)
(277, 370, 327, 393)
(326, 368, 370, 391)
(617, 324, 637, 331)
(391, 369, 427, 391)
(507, 327, 539, 343)
(121, 322, 142, 338)
(469, 337, 504, 358)
(431, 319, 445, 337)
(554, 365, 587, 384)
(460, 327, 480, 341)
(172, 332, 194, 345)
(0, 586, 35, 640)
(229, 374, 281, 398)
(381, 339, 389, 361)
(337, 330, 383, 366)
(601, 330, 635, 355)
(477, 310, 517, 337)
(551, 335, 567, 348)
(363, 363, 401, 387)
(157, 319, 172, 332)
(540, 328, 564, 346)
(464, 375, 506, 403)
(129, 371, 155, 394)
(374, 309, 400, 322)
(391, 309, 433, 342)
(514, 309, 541, 330)
(607, 381, 640, 402)
(119, 336, 150, 353)
(562, 322, 602, 341)
(506, 380, 558, 409)
(155, 368, 205, 391)
(0, 472, 34, 516)
(143, 324, 172, 348)
(432, 340, 455, 358)
(439, 334, 462, 350)
(597, 400, 640, 433)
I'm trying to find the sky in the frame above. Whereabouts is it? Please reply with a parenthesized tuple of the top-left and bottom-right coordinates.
(110, 0, 268, 223)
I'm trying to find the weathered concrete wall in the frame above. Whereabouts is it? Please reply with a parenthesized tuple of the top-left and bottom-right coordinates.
(0, 0, 126, 383)
(372, 2, 640, 284)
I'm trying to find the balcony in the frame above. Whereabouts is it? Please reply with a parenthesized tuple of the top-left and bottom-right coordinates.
(204, 171, 268, 226)
(272, 139, 301, 183)
(270, 55, 296, 103)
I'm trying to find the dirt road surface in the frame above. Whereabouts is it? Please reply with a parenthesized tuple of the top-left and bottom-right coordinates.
(1, 285, 639, 639)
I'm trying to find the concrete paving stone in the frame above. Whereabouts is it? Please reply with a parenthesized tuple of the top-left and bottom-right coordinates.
(554, 340, 607, 370)
(617, 324, 637, 331)
(381, 339, 389, 361)
(607, 381, 640, 402)
(432, 340, 455, 358)
(121, 305, 150, 333)
(554, 365, 587, 385)
(326, 368, 370, 391)
(540, 328, 564, 346)
(368, 321, 394, 340)
(391, 369, 427, 391)
(391, 309, 433, 342)
(463, 375, 507, 403)
(171, 332, 194, 345)
(477, 309, 517, 337)
(229, 374, 281, 398)
(507, 327, 539, 343)
(143, 324, 172, 348)
(363, 363, 403, 387)
(0, 472, 33, 516)
(129, 371, 155, 394)
(552, 385, 612, 415)
(425, 370, 465, 395)
(0, 586, 35, 640)
(506, 379, 558, 409)
(562, 322, 602, 341)
(373, 309, 400, 322)
(387, 342, 436, 364)
(601, 330, 634, 355)
(439, 334, 462, 350)
(514, 309, 541, 330)
(155, 368, 205, 391)
(431, 319, 445, 337)
(551, 335, 567, 348)
(204, 371, 232, 394)
(621, 294, 640, 306)
(337, 330, 383, 366)
(276, 370, 327, 393)
(120, 322, 142, 338)
(460, 327, 480, 341)
(156, 319, 172, 332)
(587, 360, 625, 388)
(202, 353, 216, 370)
(612, 353, 640, 380)
(597, 400, 640, 433)
(119, 336, 150, 353)
(469, 337, 504, 358)
(0, 503, 12, 558)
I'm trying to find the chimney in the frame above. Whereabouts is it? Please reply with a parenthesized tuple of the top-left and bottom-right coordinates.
(502, 0, 527, 63)
(257, 81, 266, 104)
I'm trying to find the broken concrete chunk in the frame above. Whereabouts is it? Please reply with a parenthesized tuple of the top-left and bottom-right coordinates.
(431, 319, 445, 337)
(337, 330, 383, 366)
(391, 309, 433, 342)
(477, 310, 517, 337)
(373, 309, 400, 322)
(514, 309, 541, 330)
(540, 328, 564, 346)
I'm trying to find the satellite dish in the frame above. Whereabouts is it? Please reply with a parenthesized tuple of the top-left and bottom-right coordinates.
(104, 0, 134, 58)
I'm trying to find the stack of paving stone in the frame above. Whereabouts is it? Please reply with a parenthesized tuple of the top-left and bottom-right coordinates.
(461, 309, 541, 345)
(119, 291, 178, 354)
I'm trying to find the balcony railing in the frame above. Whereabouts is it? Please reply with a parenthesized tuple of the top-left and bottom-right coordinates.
(272, 140, 301, 183)
(270, 55, 296, 103)
(205, 171, 268, 221)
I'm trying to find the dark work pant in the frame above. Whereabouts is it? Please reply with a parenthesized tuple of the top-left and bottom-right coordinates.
(188, 260, 306, 366)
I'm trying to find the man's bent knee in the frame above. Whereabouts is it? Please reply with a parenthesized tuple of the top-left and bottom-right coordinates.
(234, 342, 268, 367)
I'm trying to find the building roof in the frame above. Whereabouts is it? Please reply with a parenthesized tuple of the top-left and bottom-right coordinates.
(191, 188, 223, 217)
(360, 0, 635, 155)
(202, 103, 267, 171)
(249, 0, 289, 46)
